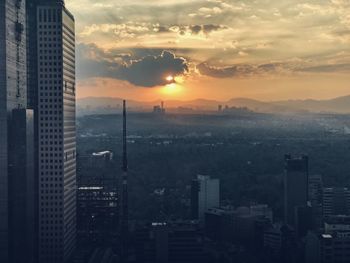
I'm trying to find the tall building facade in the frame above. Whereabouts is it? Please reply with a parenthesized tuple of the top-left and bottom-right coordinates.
(1, 1, 76, 262)
(284, 155, 309, 226)
(0, 0, 29, 262)
(8, 109, 36, 263)
(34, 1, 76, 262)
(191, 175, 220, 221)
(309, 174, 323, 228)
(323, 187, 350, 217)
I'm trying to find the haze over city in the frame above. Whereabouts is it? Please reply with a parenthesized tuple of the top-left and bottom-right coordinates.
(66, 0, 350, 101)
(3, 1, 350, 263)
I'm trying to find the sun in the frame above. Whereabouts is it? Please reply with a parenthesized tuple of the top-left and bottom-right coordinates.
(166, 75, 174, 82)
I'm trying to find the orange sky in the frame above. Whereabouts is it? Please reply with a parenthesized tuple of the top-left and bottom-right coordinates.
(67, 0, 350, 101)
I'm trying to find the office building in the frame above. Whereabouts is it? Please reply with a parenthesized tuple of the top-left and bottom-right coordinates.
(90, 151, 113, 168)
(309, 174, 323, 209)
(8, 109, 36, 263)
(323, 187, 350, 217)
(1, 0, 76, 262)
(304, 231, 321, 263)
(31, 0, 76, 261)
(284, 154, 309, 226)
(263, 224, 297, 263)
(77, 186, 118, 247)
(153, 101, 165, 114)
(0, 0, 34, 262)
(135, 221, 207, 263)
(191, 175, 220, 221)
(205, 205, 272, 246)
(309, 174, 323, 229)
(295, 205, 313, 238)
(320, 216, 350, 263)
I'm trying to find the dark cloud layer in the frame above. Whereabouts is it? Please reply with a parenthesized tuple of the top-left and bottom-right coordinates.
(77, 44, 189, 87)
(120, 51, 189, 87)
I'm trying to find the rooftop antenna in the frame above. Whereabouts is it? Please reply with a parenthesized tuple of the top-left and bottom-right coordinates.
(120, 100, 128, 262)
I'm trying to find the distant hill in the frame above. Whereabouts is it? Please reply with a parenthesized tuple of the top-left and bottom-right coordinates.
(271, 95, 350, 113)
(77, 95, 350, 115)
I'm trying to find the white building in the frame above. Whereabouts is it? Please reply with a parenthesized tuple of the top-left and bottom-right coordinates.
(191, 175, 220, 221)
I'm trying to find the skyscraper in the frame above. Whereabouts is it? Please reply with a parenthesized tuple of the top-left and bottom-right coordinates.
(309, 174, 323, 228)
(32, 1, 76, 262)
(191, 175, 220, 221)
(8, 108, 36, 263)
(0, 0, 30, 262)
(284, 154, 309, 226)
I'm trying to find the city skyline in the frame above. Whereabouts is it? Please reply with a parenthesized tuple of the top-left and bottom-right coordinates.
(66, 0, 350, 101)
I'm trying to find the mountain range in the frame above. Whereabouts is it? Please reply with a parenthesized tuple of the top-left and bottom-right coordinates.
(77, 95, 350, 114)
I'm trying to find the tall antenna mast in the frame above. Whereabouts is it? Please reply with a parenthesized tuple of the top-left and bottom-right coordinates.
(120, 100, 128, 262)
(123, 100, 128, 173)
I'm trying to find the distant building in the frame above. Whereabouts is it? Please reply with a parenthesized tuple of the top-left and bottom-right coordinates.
(309, 174, 323, 228)
(324, 215, 350, 234)
(284, 154, 309, 226)
(77, 186, 118, 248)
(319, 215, 350, 263)
(304, 231, 321, 263)
(191, 175, 220, 221)
(295, 205, 313, 238)
(153, 101, 166, 114)
(77, 151, 114, 188)
(91, 151, 113, 168)
(323, 187, 350, 217)
(309, 174, 323, 208)
(135, 221, 207, 263)
(263, 224, 297, 263)
(205, 205, 272, 246)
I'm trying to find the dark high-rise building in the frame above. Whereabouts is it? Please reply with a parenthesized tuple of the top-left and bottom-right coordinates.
(8, 109, 36, 263)
(0, 0, 29, 261)
(309, 174, 323, 229)
(26, 0, 76, 261)
(284, 154, 309, 227)
(77, 185, 118, 247)
(135, 222, 207, 263)
(1, 1, 76, 262)
(323, 187, 350, 217)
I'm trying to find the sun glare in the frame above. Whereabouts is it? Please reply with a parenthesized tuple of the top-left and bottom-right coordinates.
(163, 83, 181, 95)
(166, 75, 174, 82)
(161, 75, 185, 96)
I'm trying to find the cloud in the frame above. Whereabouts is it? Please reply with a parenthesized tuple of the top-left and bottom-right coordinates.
(189, 6, 223, 18)
(80, 22, 228, 39)
(298, 63, 350, 73)
(77, 44, 189, 87)
(197, 63, 251, 78)
(177, 24, 228, 35)
(197, 62, 289, 78)
(80, 22, 150, 38)
(120, 51, 189, 87)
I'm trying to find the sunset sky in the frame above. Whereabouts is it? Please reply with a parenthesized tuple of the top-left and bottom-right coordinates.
(66, 0, 350, 101)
